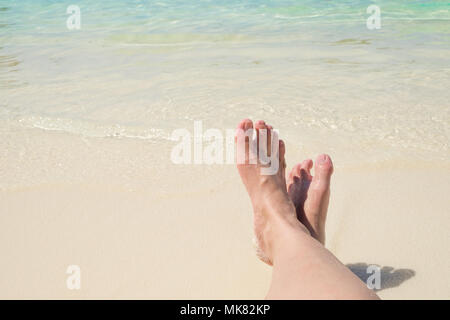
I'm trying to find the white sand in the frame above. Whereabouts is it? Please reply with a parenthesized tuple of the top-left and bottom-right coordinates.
(0, 126, 449, 299)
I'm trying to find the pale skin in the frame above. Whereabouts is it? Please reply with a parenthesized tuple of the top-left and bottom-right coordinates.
(236, 119, 379, 300)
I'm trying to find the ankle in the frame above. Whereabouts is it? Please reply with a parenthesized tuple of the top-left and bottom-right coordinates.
(264, 215, 311, 261)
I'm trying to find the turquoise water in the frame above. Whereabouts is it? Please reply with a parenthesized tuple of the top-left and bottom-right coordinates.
(0, 0, 449, 162)
(2, 1, 449, 44)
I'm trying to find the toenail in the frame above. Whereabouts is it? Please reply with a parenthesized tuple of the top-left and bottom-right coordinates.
(318, 154, 328, 164)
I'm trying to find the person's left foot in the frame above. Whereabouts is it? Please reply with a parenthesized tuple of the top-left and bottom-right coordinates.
(235, 119, 307, 265)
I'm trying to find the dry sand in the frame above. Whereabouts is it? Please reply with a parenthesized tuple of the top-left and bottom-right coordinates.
(0, 126, 449, 299)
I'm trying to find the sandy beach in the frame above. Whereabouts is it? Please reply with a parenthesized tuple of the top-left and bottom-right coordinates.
(0, 125, 448, 299)
(1, 0, 449, 299)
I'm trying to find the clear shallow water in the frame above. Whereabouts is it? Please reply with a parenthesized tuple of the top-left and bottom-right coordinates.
(0, 0, 449, 163)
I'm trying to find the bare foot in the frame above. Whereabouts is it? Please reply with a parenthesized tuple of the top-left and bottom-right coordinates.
(287, 154, 333, 245)
(235, 119, 308, 265)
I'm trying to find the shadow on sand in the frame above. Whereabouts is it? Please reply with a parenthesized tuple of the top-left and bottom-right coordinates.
(346, 263, 415, 292)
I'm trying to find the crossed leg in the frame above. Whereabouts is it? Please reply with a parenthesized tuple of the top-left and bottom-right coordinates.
(236, 119, 379, 299)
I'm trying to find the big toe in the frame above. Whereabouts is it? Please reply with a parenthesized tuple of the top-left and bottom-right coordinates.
(304, 154, 333, 244)
(237, 118, 253, 131)
(312, 154, 333, 190)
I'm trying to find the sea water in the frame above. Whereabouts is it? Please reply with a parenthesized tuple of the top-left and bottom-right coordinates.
(0, 0, 449, 168)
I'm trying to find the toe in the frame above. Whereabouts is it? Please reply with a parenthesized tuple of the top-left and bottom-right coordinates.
(288, 159, 311, 180)
(279, 139, 286, 168)
(300, 159, 313, 180)
(305, 154, 333, 244)
(311, 154, 333, 191)
(254, 120, 266, 129)
(290, 163, 302, 177)
(287, 163, 302, 186)
(240, 118, 253, 131)
(300, 159, 313, 171)
(255, 120, 271, 161)
(235, 119, 254, 165)
(236, 118, 253, 133)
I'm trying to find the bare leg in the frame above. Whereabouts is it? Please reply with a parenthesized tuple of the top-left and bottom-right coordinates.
(267, 226, 379, 299)
(235, 119, 379, 300)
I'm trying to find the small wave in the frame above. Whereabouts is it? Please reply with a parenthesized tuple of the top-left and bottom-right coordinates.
(106, 33, 250, 46)
(15, 116, 172, 141)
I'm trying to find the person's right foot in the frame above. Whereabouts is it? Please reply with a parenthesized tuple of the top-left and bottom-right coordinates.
(287, 154, 333, 245)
